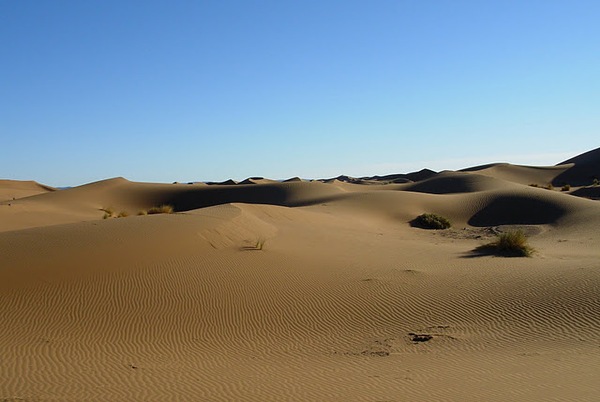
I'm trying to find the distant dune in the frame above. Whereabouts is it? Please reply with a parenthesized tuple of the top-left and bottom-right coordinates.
(1, 148, 599, 401)
(0, 179, 55, 202)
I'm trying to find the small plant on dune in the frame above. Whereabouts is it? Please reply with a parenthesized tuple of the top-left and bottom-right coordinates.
(147, 204, 174, 214)
(255, 238, 266, 250)
(594, 178, 599, 186)
(137, 210, 148, 216)
(100, 207, 115, 219)
(100, 207, 131, 219)
(561, 184, 571, 191)
(242, 238, 266, 251)
(415, 213, 451, 229)
(479, 230, 533, 257)
(529, 183, 539, 188)
(545, 183, 554, 190)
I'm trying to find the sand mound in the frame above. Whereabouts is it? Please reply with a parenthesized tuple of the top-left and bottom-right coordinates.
(459, 147, 600, 189)
(461, 163, 568, 186)
(322, 169, 438, 185)
(402, 171, 506, 194)
(553, 146, 600, 186)
(238, 177, 279, 185)
(2, 148, 600, 400)
(0, 179, 55, 202)
(467, 192, 569, 226)
(0, 178, 350, 232)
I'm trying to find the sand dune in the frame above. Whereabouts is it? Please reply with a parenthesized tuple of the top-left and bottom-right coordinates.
(1, 148, 599, 401)
(460, 163, 568, 186)
(554, 147, 600, 186)
(0, 179, 55, 202)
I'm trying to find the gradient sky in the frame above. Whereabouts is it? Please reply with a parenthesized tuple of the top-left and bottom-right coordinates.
(2, 0, 599, 186)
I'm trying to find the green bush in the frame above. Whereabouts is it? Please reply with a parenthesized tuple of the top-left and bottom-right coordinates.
(415, 213, 451, 229)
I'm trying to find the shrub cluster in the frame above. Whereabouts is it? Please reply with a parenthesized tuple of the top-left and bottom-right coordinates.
(415, 213, 451, 229)
(102, 204, 175, 219)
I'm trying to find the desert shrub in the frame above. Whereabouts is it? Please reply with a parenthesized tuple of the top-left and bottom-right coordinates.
(529, 183, 539, 188)
(117, 211, 129, 218)
(594, 178, 599, 186)
(481, 230, 533, 257)
(147, 204, 174, 215)
(137, 210, 148, 216)
(415, 213, 451, 229)
(546, 184, 554, 190)
(561, 184, 571, 191)
(100, 207, 115, 218)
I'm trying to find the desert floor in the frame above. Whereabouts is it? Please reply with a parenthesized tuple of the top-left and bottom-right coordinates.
(1, 150, 599, 401)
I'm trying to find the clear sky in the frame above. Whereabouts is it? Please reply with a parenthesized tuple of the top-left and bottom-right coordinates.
(2, 0, 599, 186)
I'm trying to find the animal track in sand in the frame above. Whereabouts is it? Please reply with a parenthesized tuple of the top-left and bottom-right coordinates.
(337, 337, 398, 357)
(361, 338, 395, 357)
(342, 327, 459, 357)
(408, 325, 458, 343)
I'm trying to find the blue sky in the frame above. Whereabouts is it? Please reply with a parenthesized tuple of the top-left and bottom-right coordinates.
(2, 0, 599, 186)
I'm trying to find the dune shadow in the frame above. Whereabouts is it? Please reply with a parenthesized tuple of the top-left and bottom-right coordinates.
(462, 246, 494, 259)
(146, 185, 346, 213)
(571, 186, 600, 200)
(553, 165, 600, 187)
(462, 245, 526, 258)
(404, 175, 482, 194)
(468, 196, 566, 226)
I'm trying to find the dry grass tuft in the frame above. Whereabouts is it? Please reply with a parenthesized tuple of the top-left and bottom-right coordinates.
(100, 207, 115, 219)
(478, 230, 533, 257)
(147, 204, 174, 215)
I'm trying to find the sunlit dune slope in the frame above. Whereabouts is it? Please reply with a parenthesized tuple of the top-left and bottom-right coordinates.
(0, 179, 55, 202)
(0, 148, 599, 401)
